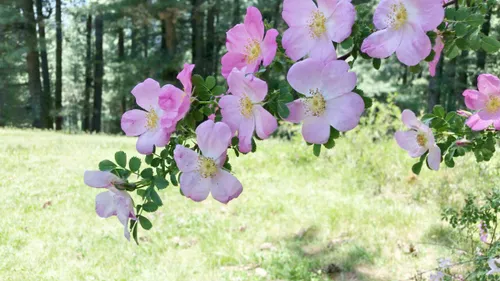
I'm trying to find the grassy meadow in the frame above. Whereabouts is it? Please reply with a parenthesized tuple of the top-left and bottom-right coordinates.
(1, 115, 498, 281)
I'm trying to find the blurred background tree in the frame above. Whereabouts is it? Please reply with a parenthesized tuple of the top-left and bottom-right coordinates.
(0, 0, 498, 133)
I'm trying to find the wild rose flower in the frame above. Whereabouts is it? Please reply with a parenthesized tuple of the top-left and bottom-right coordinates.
(429, 32, 444, 77)
(438, 258, 452, 269)
(221, 7, 278, 78)
(284, 59, 364, 144)
(463, 74, 500, 131)
(121, 78, 173, 155)
(479, 221, 488, 243)
(429, 271, 444, 281)
(487, 258, 500, 275)
(219, 68, 278, 153)
(361, 0, 444, 66)
(394, 109, 441, 170)
(174, 120, 243, 203)
(282, 0, 355, 61)
(83, 171, 136, 240)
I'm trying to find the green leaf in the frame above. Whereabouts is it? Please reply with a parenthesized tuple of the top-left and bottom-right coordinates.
(433, 105, 446, 118)
(142, 202, 158, 212)
(139, 215, 153, 230)
(160, 149, 169, 159)
(412, 160, 423, 175)
(151, 158, 162, 167)
(425, 50, 435, 62)
(324, 138, 335, 149)
(137, 189, 146, 198)
(468, 30, 481, 50)
(455, 38, 468, 50)
(330, 127, 340, 139)
(277, 103, 290, 118)
(205, 76, 216, 89)
(150, 189, 163, 206)
(114, 151, 127, 168)
(278, 92, 294, 103)
(132, 220, 139, 245)
(212, 86, 226, 96)
(340, 37, 353, 49)
(145, 154, 154, 165)
(154, 176, 169, 190)
(454, 23, 467, 37)
(444, 42, 460, 59)
(372, 58, 381, 70)
(481, 36, 500, 53)
(170, 172, 179, 186)
(465, 14, 485, 27)
(99, 160, 116, 171)
(192, 74, 205, 88)
(409, 64, 422, 73)
(362, 96, 372, 109)
(251, 138, 257, 153)
(313, 144, 321, 157)
(140, 168, 154, 179)
(231, 137, 239, 146)
(129, 157, 141, 172)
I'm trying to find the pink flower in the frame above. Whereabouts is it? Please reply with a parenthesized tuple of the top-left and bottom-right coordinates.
(361, 0, 444, 66)
(83, 171, 136, 240)
(221, 7, 278, 78)
(219, 68, 278, 153)
(394, 109, 441, 170)
(284, 59, 364, 144)
(487, 258, 500, 275)
(174, 120, 243, 203)
(429, 32, 444, 77)
(463, 74, 500, 131)
(159, 64, 195, 132)
(479, 221, 488, 243)
(121, 78, 173, 155)
(282, 0, 355, 61)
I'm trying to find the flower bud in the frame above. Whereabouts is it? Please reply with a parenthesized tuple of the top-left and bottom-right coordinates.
(456, 139, 471, 147)
(456, 109, 472, 118)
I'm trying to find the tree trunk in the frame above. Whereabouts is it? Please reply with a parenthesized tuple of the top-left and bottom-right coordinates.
(21, 0, 43, 128)
(165, 9, 177, 58)
(92, 15, 104, 133)
(232, 0, 241, 26)
(36, 0, 52, 129)
(82, 14, 92, 131)
(118, 26, 126, 118)
(205, 0, 216, 75)
(474, 9, 491, 86)
(456, 51, 468, 108)
(55, 0, 63, 130)
(428, 56, 444, 112)
(446, 58, 457, 111)
(191, 0, 206, 74)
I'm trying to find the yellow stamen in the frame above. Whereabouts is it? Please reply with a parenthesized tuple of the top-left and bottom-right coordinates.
(486, 96, 500, 113)
(388, 3, 408, 30)
(245, 39, 261, 63)
(240, 96, 254, 118)
(306, 89, 326, 117)
(416, 133, 427, 147)
(198, 156, 217, 178)
(146, 108, 159, 130)
(308, 11, 327, 38)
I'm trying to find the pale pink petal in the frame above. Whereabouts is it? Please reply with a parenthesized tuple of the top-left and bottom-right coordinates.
(325, 92, 364, 132)
(180, 172, 211, 202)
(478, 108, 500, 121)
(325, 0, 355, 42)
(210, 170, 243, 204)
(227, 68, 268, 102)
(427, 145, 441, 171)
(478, 74, 500, 96)
(321, 60, 357, 99)
(174, 145, 199, 173)
(285, 99, 306, 123)
(158, 85, 185, 112)
(121, 110, 148, 137)
(114, 190, 135, 224)
(226, 24, 250, 54)
(221, 52, 247, 78)
(361, 28, 402, 59)
(282, 26, 315, 61)
(84, 171, 121, 188)
(309, 35, 336, 63)
(309, 45, 337, 63)
(282, 0, 317, 27)
(215, 151, 227, 167)
(463, 89, 488, 110)
(196, 120, 232, 159)
(262, 29, 279, 66)
(401, 109, 422, 129)
(373, 0, 400, 29)
(429, 34, 444, 77)
(219, 95, 244, 134)
(136, 130, 170, 155)
(131, 78, 161, 111)
(494, 120, 500, 130)
(238, 117, 255, 153)
(405, 0, 445, 31)
(394, 130, 427, 157)
(177, 63, 195, 94)
(287, 59, 323, 96)
(302, 116, 330, 144)
(95, 191, 117, 218)
(253, 105, 277, 139)
(244, 7, 264, 40)
(396, 23, 431, 66)
(317, 0, 337, 18)
(465, 114, 492, 131)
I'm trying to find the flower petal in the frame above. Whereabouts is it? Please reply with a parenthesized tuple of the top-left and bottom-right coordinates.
(196, 120, 232, 159)
(302, 116, 330, 144)
(326, 92, 364, 132)
(221, 52, 248, 78)
(478, 74, 500, 96)
(174, 145, 199, 173)
(244, 7, 264, 40)
(309, 35, 336, 63)
(219, 95, 244, 134)
(253, 105, 277, 139)
(362, 28, 403, 60)
(465, 114, 493, 131)
(158, 85, 185, 112)
(210, 170, 243, 204)
(325, 0, 356, 42)
(285, 99, 306, 123)
(226, 24, 250, 54)
(131, 78, 161, 111)
(373, 0, 400, 29)
(405, 0, 445, 31)
(396, 23, 431, 66)
(238, 116, 255, 153)
(84, 171, 121, 188)
(401, 109, 422, 130)
(321, 60, 357, 99)
(228, 68, 268, 102)
(463, 89, 488, 110)
(287, 59, 323, 96)
(121, 110, 148, 137)
(177, 63, 195, 94)
(262, 29, 279, 66)
(95, 191, 117, 218)
(427, 145, 441, 171)
(180, 172, 211, 202)
(282, 0, 317, 27)
(282, 26, 315, 61)
(429, 34, 444, 77)
(136, 129, 170, 155)
(394, 130, 427, 157)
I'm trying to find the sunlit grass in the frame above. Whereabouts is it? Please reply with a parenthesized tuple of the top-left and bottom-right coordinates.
(0, 124, 497, 281)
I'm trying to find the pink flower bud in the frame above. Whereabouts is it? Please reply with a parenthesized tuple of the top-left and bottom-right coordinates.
(456, 139, 471, 147)
(456, 109, 472, 118)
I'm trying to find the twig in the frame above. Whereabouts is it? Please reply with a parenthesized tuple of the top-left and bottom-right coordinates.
(443, 0, 457, 8)
(338, 52, 352, 61)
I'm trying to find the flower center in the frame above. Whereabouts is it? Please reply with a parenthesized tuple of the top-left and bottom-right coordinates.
(198, 156, 217, 178)
(245, 39, 261, 63)
(388, 3, 408, 30)
(305, 89, 326, 117)
(308, 11, 327, 38)
(486, 96, 500, 113)
(146, 108, 159, 130)
(416, 133, 427, 147)
(240, 96, 254, 118)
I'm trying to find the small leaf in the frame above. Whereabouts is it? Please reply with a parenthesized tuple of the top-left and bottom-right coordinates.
(412, 160, 423, 175)
(154, 176, 169, 190)
(455, 38, 468, 50)
(277, 103, 290, 118)
(432, 105, 446, 118)
(362, 96, 372, 109)
(372, 58, 381, 70)
(481, 36, 500, 53)
(170, 172, 179, 186)
(139, 215, 153, 230)
(409, 64, 422, 73)
(140, 168, 154, 179)
(324, 138, 335, 149)
(454, 23, 467, 37)
(129, 157, 141, 172)
(99, 160, 116, 171)
(151, 158, 162, 167)
(115, 151, 127, 168)
(205, 76, 216, 89)
(212, 86, 226, 96)
(251, 138, 257, 153)
(145, 154, 154, 165)
(313, 144, 321, 157)
(142, 202, 158, 212)
(192, 74, 205, 87)
(465, 14, 485, 27)
(340, 37, 353, 49)
(330, 127, 340, 139)
(150, 189, 163, 206)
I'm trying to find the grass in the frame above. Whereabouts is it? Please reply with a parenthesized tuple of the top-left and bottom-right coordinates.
(0, 120, 498, 281)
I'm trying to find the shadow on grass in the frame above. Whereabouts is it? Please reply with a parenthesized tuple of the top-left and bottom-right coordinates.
(260, 226, 384, 281)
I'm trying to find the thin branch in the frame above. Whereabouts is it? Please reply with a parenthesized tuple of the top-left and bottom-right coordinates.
(338, 52, 352, 61)
(443, 0, 457, 8)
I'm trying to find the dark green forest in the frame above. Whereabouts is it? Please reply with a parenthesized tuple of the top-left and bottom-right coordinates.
(0, 0, 499, 133)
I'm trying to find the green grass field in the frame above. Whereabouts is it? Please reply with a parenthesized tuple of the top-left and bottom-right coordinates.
(0, 121, 498, 281)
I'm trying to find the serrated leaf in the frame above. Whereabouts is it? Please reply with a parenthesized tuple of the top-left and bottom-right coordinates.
(140, 168, 154, 179)
(142, 202, 158, 212)
(481, 36, 500, 53)
(145, 154, 154, 165)
(99, 160, 116, 171)
(412, 160, 423, 175)
(340, 37, 353, 49)
(313, 144, 321, 157)
(154, 176, 169, 190)
(454, 23, 467, 37)
(455, 38, 468, 50)
(170, 172, 178, 186)
(465, 14, 485, 27)
(444, 43, 460, 59)
(150, 188, 163, 206)
(139, 215, 153, 230)
(129, 157, 141, 172)
(212, 85, 226, 96)
(277, 103, 290, 118)
(372, 58, 381, 70)
(433, 105, 446, 117)
(114, 151, 127, 168)
(205, 76, 216, 89)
